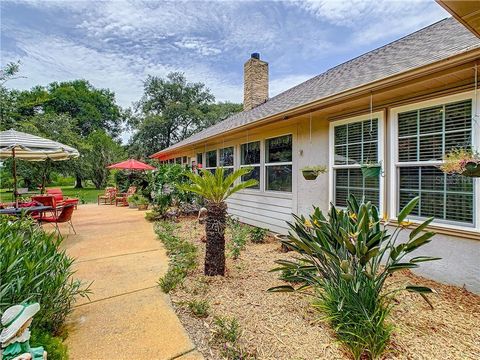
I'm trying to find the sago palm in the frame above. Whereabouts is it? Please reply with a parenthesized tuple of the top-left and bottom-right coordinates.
(180, 167, 258, 276)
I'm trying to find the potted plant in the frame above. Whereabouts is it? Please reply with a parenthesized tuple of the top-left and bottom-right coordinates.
(440, 147, 480, 177)
(127, 194, 139, 209)
(301, 165, 327, 180)
(360, 161, 382, 178)
(136, 195, 149, 211)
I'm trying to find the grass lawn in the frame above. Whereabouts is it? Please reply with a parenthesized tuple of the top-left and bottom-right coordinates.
(0, 186, 104, 204)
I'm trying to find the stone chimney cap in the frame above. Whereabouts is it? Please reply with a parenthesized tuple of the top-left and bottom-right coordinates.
(251, 52, 260, 60)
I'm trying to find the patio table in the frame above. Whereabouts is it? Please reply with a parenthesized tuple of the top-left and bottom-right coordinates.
(0, 205, 53, 217)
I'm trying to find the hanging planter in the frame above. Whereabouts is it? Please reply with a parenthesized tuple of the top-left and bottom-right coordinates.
(301, 165, 327, 180)
(361, 162, 382, 178)
(440, 148, 480, 178)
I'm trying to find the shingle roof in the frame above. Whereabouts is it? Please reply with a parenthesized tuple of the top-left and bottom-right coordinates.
(152, 17, 480, 157)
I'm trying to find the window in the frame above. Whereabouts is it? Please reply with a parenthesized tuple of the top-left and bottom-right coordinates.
(206, 150, 217, 173)
(265, 135, 292, 192)
(182, 156, 187, 164)
(219, 147, 234, 176)
(333, 118, 380, 207)
(396, 99, 474, 225)
(175, 157, 181, 164)
(241, 141, 260, 189)
(169, 159, 174, 164)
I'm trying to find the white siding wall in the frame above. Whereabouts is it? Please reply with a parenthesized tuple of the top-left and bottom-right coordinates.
(227, 193, 292, 233)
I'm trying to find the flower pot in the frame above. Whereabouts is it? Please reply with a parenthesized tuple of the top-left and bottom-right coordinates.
(361, 164, 381, 178)
(137, 204, 148, 211)
(461, 161, 480, 177)
(302, 170, 318, 180)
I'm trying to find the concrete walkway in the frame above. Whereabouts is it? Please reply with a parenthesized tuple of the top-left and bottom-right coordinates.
(62, 204, 203, 360)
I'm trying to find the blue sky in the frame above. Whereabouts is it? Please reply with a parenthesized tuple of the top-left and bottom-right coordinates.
(2, 0, 449, 110)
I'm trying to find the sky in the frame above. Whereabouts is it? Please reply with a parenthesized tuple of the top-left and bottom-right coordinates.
(1, 0, 449, 140)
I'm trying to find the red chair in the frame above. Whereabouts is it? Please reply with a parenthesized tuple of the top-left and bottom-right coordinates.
(39, 204, 76, 235)
(46, 188, 79, 209)
(31, 195, 58, 219)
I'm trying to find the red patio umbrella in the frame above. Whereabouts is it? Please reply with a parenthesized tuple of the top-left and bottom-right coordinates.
(107, 159, 156, 170)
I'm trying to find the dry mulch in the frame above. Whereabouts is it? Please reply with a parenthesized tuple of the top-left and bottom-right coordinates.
(167, 217, 480, 360)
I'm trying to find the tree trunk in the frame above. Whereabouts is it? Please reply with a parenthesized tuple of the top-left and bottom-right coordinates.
(204, 201, 227, 276)
(75, 174, 83, 188)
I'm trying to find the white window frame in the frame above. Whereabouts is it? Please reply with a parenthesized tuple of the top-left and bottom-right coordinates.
(389, 91, 480, 232)
(328, 111, 386, 215)
(205, 149, 218, 172)
(219, 146, 235, 175)
(264, 133, 293, 194)
(239, 140, 262, 191)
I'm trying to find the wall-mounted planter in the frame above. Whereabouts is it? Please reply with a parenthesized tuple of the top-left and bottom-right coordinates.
(361, 164, 382, 178)
(302, 170, 318, 180)
(461, 161, 480, 177)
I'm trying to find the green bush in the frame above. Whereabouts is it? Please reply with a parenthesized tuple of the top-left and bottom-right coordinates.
(186, 299, 210, 318)
(156, 221, 197, 293)
(30, 329, 69, 360)
(270, 195, 439, 360)
(0, 216, 90, 334)
(249, 226, 268, 244)
(227, 217, 250, 259)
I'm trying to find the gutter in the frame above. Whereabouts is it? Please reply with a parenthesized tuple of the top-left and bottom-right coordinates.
(150, 47, 480, 159)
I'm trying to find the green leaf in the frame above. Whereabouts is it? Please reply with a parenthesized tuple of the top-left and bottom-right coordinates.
(409, 217, 434, 240)
(410, 256, 441, 263)
(387, 263, 418, 273)
(405, 232, 435, 253)
(406, 285, 436, 294)
(397, 196, 419, 223)
(267, 285, 296, 292)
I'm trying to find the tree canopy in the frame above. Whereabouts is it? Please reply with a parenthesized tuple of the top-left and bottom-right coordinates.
(128, 72, 242, 158)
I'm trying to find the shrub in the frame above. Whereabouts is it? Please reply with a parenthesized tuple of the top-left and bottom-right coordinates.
(249, 226, 268, 244)
(212, 316, 256, 359)
(270, 195, 439, 360)
(227, 217, 250, 259)
(187, 299, 210, 318)
(0, 216, 90, 334)
(30, 329, 69, 360)
(156, 221, 197, 293)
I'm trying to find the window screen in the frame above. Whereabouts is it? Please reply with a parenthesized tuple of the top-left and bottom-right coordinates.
(397, 100, 474, 225)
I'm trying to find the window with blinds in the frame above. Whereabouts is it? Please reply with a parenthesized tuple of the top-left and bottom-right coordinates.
(241, 141, 260, 189)
(397, 99, 474, 224)
(333, 118, 380, 207)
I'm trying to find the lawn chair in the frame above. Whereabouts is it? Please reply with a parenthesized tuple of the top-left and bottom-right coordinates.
(39, 203, 76, 235)
(46, 188, 79, 209)
(31, 195, 58, 219)
(97, 187, 117, 205)
(115, 186, 137, 207)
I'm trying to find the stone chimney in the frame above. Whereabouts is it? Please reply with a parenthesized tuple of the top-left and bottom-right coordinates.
(243, 53, 268, 111)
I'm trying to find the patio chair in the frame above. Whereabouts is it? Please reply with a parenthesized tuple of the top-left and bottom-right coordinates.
(46, 188, 79, 209)
(39, 203, 76, 235)
(31, 195, 58, 219)
(97, 187, 117, 205)
(115, 186, 137, 206)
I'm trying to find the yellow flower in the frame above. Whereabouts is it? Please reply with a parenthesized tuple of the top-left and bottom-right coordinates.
(304, 219, 313, 228)
(382, 213, 388, 222)
(349, 213, 357, 220)
(313, 219, 320, 226)
(399, 220, 413, 228)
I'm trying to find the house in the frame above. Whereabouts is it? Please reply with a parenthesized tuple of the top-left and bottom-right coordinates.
(151, 16, 480, 293)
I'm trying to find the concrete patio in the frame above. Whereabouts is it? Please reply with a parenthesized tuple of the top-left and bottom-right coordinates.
(61, 204, 203, 360)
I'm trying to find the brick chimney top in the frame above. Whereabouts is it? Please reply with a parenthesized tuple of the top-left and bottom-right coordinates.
(243, 53, 268, 111)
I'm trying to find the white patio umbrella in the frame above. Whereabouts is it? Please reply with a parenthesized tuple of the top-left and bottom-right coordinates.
(0, 129, 79, 206)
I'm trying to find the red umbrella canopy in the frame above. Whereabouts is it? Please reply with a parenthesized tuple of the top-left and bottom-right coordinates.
(107, 159, 156, 170)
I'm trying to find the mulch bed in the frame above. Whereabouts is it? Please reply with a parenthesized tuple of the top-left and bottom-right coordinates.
(168, 217, 480, 360)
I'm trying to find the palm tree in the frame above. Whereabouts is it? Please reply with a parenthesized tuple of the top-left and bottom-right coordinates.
(180, 167, 258, 276)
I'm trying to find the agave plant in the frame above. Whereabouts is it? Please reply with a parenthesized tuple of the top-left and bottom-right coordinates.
(269, 195, 439, 359)
(179, 167, 258, 276)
